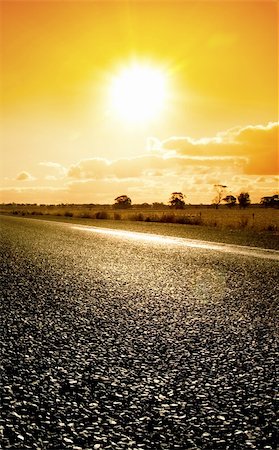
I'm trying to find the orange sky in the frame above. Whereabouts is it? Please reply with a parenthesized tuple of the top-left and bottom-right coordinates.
(1, 0, 278, 204)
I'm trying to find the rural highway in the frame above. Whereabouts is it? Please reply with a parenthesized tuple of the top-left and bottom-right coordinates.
(1, 216, 278, 450)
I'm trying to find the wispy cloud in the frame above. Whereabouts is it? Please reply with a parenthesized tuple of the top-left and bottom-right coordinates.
(39, 161, 67, 177)
(16, 171, 35, 181)
(67, 154, 247, 181)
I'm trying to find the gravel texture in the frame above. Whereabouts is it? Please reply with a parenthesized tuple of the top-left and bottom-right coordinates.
(1, 216, 278, 449)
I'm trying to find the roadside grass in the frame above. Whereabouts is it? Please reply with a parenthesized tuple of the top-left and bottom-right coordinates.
(1, 205, 278, 250)
(2, 204, 278, 232)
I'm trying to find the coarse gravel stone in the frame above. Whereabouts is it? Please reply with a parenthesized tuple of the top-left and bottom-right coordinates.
(0, 216, 278, 449)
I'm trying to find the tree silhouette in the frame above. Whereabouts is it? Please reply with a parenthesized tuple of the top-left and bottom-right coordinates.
(223, 195, 237, 208)
(260, 194, 279, 208)
(213, 184, 227, 209)
(238, 192, 250, 209)
(169, 192, 186, 209)
(114, 195, 132, 208)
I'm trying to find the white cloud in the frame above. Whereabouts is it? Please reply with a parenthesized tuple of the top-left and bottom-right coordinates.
(160, 121, 278, 175)
(2, 122, 277, 204)
(16, 171, 35, 181)
(39, 161, 67, 177)
(67, 154, 247, 181)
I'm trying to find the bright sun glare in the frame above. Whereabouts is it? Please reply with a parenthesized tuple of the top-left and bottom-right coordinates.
(109, 64, 168, 124)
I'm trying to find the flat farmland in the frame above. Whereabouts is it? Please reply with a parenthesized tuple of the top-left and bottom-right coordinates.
(1, 204, 278, 232)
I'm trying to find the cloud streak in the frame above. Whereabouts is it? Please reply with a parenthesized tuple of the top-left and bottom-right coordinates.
(67, 155, 247, 181)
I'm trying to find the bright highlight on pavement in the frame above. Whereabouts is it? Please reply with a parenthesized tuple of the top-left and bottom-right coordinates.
(72, 226, 279, 261)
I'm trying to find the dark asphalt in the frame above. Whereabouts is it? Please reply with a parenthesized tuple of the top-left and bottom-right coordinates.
(1, 216, 278, 450)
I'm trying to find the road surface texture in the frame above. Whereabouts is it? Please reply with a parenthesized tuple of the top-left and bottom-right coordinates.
(1, 216, 278, 450)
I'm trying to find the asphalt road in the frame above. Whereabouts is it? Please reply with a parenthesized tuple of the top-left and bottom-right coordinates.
(1, 216, 278, 450)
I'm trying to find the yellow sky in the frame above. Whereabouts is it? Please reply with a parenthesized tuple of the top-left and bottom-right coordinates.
(1, 0, 278, 204)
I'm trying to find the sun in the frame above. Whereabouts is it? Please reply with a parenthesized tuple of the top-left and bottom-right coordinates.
(109, 63, 168, 125)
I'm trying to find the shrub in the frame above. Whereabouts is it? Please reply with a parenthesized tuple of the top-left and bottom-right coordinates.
(189, 216, 203, 226)
(193, 216, 203, 225)
(175, 216, 192, 225)
(239, 217, 248, 229)
(159, 214, 176, 223)
(130, 213, 144, 221)
(64, 211, 73, 217)
(114, 212, 121, 220)
(265, 224, 277, 232)
(208, 220, 217, 227)
(78, 213, 92, 219)
(95, 211, 109, 220)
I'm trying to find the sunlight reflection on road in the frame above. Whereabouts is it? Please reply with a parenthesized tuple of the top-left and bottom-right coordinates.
(72, 226, 279, 261)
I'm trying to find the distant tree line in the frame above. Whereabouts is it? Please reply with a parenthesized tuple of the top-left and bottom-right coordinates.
(2, 192, 278, 209)
(112, 191, 278, 209)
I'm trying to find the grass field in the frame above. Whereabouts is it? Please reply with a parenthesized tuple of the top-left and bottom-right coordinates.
(1, 204, 279, 249)
(1, 204, 278, 232)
